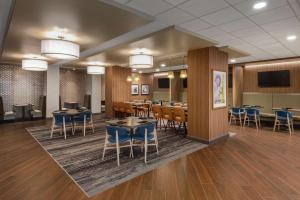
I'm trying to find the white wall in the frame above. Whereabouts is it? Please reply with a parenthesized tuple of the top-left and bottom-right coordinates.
(91, 75, 101, 113)
(46, 65, 60, 117)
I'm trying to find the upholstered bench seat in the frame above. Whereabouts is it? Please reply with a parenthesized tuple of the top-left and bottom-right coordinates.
(4, 111, 16, 120)
(30, 110, 43, 118)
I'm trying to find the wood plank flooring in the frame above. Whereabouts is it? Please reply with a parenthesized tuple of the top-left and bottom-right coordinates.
(1, 120, 300, 200)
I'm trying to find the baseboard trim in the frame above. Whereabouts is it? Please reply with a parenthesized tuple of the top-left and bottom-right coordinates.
(187, 133, 229, 145)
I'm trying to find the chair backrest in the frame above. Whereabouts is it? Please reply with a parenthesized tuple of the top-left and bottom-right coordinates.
(232, 107, 244, 114)
(106, 125, 129, 142)
(161, 106, 173, 120)
(173, 107, 186, 122)
(53, 113, 72, 125)
(135, 123, 155, 137)
(245, 108, 259, 116)
(152, 105, 162, 118)
(276, 110, 293, 119)
(119, 102, 126, 112)
(125, 103, 134, 113)
(76, 111, 92, 121)
(113, 102, 119, 111)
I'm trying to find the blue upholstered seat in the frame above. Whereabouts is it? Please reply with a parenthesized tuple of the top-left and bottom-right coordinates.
(245, 108, 260, 118)
(132, 123, 155, 141)
(53, 113, 72, 126)
(276, 110, 293, 122)
(106, 125, 131, 143)
(231, 107, 245, 115)
(73, 111, 92, 123)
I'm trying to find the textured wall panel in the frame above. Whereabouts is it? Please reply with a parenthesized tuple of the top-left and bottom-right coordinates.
(60, 69, 86, 106)
(0, 63, 45, 112)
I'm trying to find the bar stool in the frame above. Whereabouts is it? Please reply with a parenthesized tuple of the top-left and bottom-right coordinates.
(229, 107, 245, 126)
(173, 107, 187, 136)
(125, 103, 135, 117)
(273, 110, 294, 135)
(161, 106, 175, 132)
(152, 105, 163, 129)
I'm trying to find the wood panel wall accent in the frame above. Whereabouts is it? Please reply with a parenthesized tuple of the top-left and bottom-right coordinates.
(232, 65, 243, 106)
(187, 47, 228, 142)
(131, 73, 153, 101)
(244, 64, 300, 93)
(170, 71, 180, 102)
(105, 66, 131, 117)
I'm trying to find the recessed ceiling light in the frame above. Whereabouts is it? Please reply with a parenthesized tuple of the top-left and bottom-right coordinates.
(155, 68, 160, 72)
(230, 59, 236, 63)
(160, 63, 166, 67)
(138, 70, 143, 74)
(253, 2, 267, 10)
(132, 68, 137, 71)
(287, 35, 297, 41)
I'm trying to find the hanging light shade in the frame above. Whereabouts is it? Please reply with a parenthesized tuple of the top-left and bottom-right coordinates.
(22, 59, 48, 71)
(180, 70, 187, 79)
(41, 39, 79, 60)
(87, 66, 105, 75)
(168, 71, 174, 79)
(129, 54, 153, 69)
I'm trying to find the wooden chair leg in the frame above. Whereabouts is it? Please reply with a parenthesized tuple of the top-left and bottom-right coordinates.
(102, 138, 107, 160)
(288, 120, 292, 136)
(273, 120, 277, 132)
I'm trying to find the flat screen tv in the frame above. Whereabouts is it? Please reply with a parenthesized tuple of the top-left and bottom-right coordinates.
(258, 70, 290, 87)
(183, 78, 187, 88)
(158, 78, 169, 88)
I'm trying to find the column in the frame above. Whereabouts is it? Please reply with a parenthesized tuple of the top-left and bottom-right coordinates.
(46, 65, 60, 118)
(232, 65, 244, 107)
(91, 75, 101, 113)
(187, 47, 229, 143)
(105, 66, 131, 117)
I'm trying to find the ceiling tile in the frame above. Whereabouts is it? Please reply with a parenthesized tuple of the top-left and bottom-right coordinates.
(178, 0, 229, 17)
(250, 5, 294, 25)
(179, 18, 212, 31)
(196, 27, 225, 37)
(226, 0, 247, 5)
(234, 0, 288, 16)
(218, 18, 256, 32)
(164, 0, 187, 6)
(113, 0, 130, 4)
(200, 7, 243, 25)
(127, 0, 173, 16)
(242, 34, 277, 46)
(232, 26, 265, 38)
(288, 0, 300, 16)
(262, 17, 300, 33)
(157, 8, 194, 25)
(258, 42, 295, 57)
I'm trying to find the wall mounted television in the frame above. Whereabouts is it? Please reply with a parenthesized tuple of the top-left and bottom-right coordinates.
(258, 70, 290, 87)
(158, 78, 170, 88)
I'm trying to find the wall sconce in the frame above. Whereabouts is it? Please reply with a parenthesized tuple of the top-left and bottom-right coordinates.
(168, 71, 174, 79)
(180, 70, 187, 78)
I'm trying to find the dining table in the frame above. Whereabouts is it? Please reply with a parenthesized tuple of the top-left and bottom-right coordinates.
(128, 102, 151, 117)
(272, 107, 300, 112)
(106, 117, 156, 135)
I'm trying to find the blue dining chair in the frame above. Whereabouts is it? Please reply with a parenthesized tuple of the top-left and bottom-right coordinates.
(51, 112, 73, 139)
(229, 107, 245, 126)
(132, 123, 159, 163)
(273, 110, 294, 135)
(73, 111, 94, 136)
(243, 108, 261, 129)
(102, 125, 133, 166)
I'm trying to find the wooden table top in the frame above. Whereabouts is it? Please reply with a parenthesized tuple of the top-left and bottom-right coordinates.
(106, 117, 156, 129)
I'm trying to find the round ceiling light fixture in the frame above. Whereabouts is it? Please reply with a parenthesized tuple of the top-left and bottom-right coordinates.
(287, 35, 297, 41)
(22, 59, 48, 71)
(87, 66, 105, 75)
(253, 1, 267, 10)
(168, 71, 174, 79)
(129, 50, 153, 69)
(41, 39, 80, 60)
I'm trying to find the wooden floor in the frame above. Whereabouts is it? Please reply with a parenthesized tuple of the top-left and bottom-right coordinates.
(1, 120, 300, 200)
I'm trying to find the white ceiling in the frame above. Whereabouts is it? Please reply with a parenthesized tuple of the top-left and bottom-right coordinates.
(111, 0, 300, 63)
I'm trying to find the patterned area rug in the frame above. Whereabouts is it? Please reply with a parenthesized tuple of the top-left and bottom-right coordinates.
(26, 115, 207, 197)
